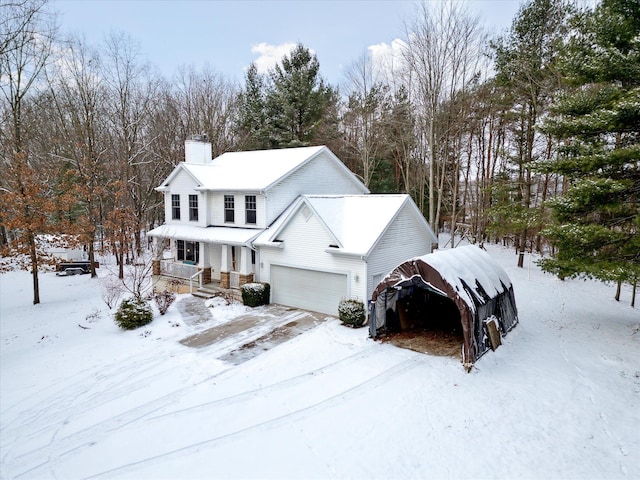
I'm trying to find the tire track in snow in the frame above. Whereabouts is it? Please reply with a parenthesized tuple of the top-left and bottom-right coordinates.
(2, 351, 167, 427)
(148, 344, 382, 421)
(2, 349, 199, 474)
(82, 354, 425, 480)
(1, 353, 170, 443)
(7, 345, 381, 477)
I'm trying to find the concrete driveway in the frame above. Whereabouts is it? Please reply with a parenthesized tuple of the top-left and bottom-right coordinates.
(177, 296, 331, 365)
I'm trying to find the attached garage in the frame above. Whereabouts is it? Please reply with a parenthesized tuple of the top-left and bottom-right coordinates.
(270, 265, 348, 315)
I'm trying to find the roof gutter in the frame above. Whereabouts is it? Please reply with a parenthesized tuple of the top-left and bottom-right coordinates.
(194, 187, 266, 194)
(324, 247, 366, 260)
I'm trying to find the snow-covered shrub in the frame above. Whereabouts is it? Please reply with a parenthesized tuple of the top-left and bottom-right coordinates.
(114, 297, 153, 330)
(153, 289, 176, 315)
(338, 299, 366, 327)
(241, 282, 270, 307)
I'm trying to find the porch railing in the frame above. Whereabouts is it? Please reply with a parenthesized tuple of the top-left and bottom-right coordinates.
(160, 259, 202, 282)
(189, 269, 203, 294)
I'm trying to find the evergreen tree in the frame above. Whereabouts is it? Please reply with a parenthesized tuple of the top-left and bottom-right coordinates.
(490, 0, 570, 266)
(235, 62, 269, 150)
(539, 0, 640, 291)
(265, 43, 334, 148)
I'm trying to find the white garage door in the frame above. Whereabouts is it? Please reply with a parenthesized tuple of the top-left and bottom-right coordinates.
(271, 265, 348, 315)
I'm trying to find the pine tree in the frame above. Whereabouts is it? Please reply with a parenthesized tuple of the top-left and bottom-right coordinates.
(235, 62, 269, 150)
(265, 43, 334, 148)
(490, 0, 570, 266)
(539, 0, 640, 293)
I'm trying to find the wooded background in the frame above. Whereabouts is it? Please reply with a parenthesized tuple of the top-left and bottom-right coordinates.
(1, 0, 638, 305)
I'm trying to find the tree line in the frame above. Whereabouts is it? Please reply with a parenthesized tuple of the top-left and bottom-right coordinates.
(1, 0, 638, 305)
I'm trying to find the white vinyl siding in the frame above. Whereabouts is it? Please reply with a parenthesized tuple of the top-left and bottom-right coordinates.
(265, 152, 367, 225)
(258, 207, 368, 309)
(164, 170, 203, 226)
(208, 193, 266, 228)
(366, 204, 435, 300)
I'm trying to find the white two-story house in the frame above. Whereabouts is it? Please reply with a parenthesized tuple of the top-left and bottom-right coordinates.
(148, 138, 437, 315)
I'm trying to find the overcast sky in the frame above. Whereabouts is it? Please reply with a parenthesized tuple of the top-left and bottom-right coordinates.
(53, 0, 524, 86)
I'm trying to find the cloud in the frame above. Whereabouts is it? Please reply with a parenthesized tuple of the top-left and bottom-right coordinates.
(368, 38, 407, 80)
(250, 42, 297, 74)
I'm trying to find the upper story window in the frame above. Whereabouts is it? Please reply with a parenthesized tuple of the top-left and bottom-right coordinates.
(171, 194, 180, 220)
(224, 195, 235, 223)
(189, 194, 198, 221)
(245, 195, 257, 224)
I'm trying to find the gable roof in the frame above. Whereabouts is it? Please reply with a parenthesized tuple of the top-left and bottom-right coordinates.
(306, 195, 410, 256)
(158, 145, 366, 193)
(254, 194, 435, 257)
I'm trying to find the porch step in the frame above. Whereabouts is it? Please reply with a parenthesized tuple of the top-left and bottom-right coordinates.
(192, 285, 243, 302)
(192, 290, 215, 299)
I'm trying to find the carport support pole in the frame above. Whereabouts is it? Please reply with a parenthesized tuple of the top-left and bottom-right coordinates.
(369, 301, 376, 338)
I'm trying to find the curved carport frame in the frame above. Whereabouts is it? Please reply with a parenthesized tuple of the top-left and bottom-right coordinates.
(369, 246, 518, 366)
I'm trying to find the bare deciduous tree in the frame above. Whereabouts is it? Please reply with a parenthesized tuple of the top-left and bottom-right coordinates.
(102, 31, 160, 257)
(343, 53, 387, 188)
(44, 35, 108, 277)
(402, 1, 486, 234)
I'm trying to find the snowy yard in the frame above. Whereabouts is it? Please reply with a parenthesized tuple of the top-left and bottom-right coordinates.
(1, 244, 639, 479)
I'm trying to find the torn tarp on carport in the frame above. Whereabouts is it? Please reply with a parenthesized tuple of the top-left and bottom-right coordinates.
(369, 245, 518, 366)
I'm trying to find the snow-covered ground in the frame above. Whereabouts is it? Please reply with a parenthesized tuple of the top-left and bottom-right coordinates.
(1, 244, 639, 479)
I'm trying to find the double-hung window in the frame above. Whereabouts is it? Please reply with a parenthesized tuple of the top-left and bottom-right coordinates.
(189, 194, 198, 221)
(171, 194, 180, 220)
(224, 195, 235, 223)
(245, 195, 257, 224)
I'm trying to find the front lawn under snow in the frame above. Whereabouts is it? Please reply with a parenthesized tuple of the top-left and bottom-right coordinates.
(1, 244, 639, 479)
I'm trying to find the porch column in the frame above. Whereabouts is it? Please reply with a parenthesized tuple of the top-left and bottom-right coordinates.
(220, 244, 230, 289)
(151, 237, 162, 275)
(200, 242, 211, 284)
(238, 246, 254, 286)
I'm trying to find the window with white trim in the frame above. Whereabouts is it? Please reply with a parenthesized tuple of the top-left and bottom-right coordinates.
(171, 195, 180, 220)
(189, 194, 198, 221)
(245, 195, 256, 224)
(224, 195, 235, 223)
(177, 240, 199, 263)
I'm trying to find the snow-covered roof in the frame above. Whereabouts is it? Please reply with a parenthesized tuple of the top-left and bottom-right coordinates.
(167, 146, 328, 192)
(147, 224, 262, 246)
(371, 244, 518, 364)
(255, 194, 432, 257)
(306, 195, 409, 255)
(405, 245, 513, 312)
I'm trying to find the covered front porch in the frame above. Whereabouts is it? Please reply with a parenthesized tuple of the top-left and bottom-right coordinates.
(147, 224, 261, 292)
